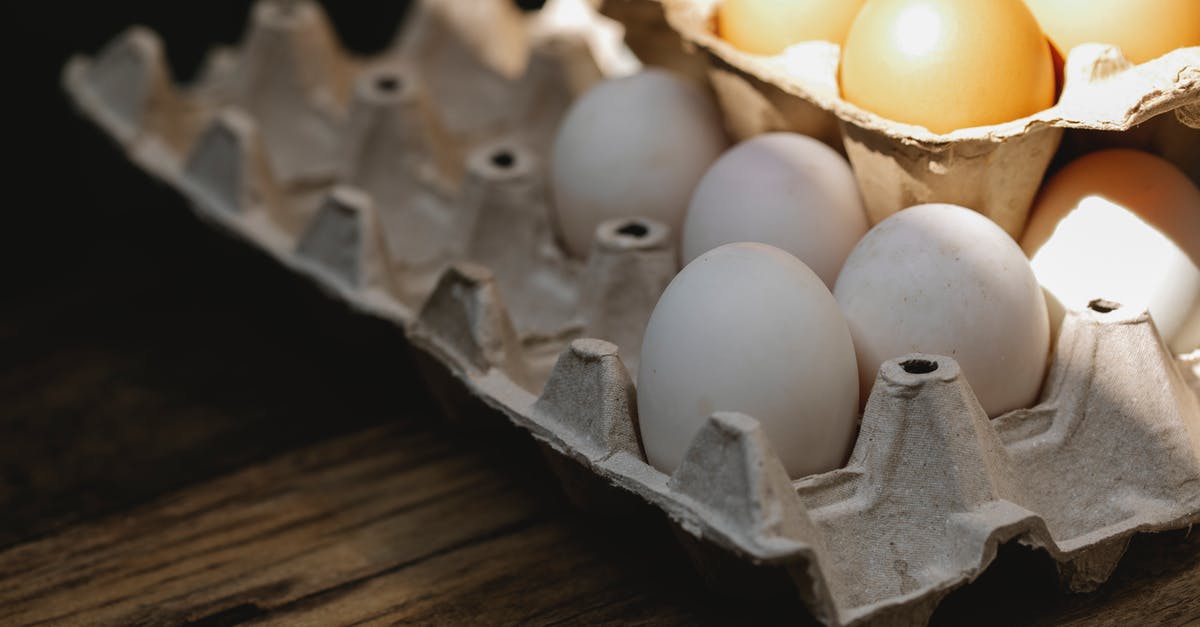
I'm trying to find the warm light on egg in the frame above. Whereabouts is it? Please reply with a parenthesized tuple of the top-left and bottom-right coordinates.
(1030, 195, 1200, 348)
(1024, 0, 1200, 65)
(892, 5, 943, 57)
(840, 0, 1056, 134)
(1022, 149, 1200, 353)
(718, 0, 867, 56)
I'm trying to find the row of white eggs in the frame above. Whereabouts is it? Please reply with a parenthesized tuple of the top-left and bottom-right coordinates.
(549, 70, 1200, 479)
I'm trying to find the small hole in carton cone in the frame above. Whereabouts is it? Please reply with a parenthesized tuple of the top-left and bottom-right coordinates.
(1088, 299, 1121, 314)
(513, 0, 547, 11)
(375, 75, 402, 93)
(616, 222, 649, 238)
(491, 150, 516, 169)
(901, 359, 938, 375)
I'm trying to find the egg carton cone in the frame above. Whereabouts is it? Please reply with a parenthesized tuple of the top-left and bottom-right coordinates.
(64, 2, 1200, 626)
(623, 0, 1200, 238)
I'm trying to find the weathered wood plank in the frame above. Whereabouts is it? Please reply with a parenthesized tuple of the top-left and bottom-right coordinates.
(0, 421, 805, 626)
(0, 424, 532, 624)
(3, 414, 1196, 626)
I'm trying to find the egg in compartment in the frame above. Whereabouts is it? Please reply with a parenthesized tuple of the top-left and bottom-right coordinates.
(550, 69, 727, 259)
(717, 0, 867, 55)
(834, 203, 1051, 416)
(682, 132, 869, 287)
(1023, 0, 1200, 65)
(839, 0, 1056, 134)
(637, 243, 860, 479)
(1022, 149, 1200, 353)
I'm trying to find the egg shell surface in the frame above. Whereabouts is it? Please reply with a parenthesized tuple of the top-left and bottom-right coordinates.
(839, 0, 1056, 134)
(682, 133, 869, 287)
(550, 69, 727, 258)
(637, 242, 860, 479)
(834, 203, 1050, 416)
(1022, 149, 1200, 352)
(1024, 0, 1200, 65)
(717, 0, 867, 55)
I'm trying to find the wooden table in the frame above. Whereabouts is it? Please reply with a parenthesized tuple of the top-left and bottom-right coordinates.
(5, 2, 1199, 624)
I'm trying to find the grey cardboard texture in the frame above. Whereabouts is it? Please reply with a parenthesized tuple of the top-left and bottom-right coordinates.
(64, 1, 1200, 625)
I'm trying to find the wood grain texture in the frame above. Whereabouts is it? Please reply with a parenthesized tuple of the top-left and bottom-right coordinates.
(0, 421, 805, 626)
(1, 412, 1197, 626)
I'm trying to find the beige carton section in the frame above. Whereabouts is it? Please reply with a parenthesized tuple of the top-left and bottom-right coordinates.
(64, 1, 1200, 625)
(416, 283, 1200, 627)
(618, 0, 1200, 238)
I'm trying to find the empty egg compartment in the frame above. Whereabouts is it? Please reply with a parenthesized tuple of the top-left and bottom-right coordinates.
(64, 0, 1200, 625)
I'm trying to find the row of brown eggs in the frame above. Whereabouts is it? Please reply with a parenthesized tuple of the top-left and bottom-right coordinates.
(717, 0, 1200, 133)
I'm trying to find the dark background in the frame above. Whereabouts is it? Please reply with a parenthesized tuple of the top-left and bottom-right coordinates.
(5, 1, 575, 545)
(5, 0, 421, 544)
(10, 1, 409, 293)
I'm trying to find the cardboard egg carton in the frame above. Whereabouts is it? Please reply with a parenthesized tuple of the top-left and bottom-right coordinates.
(64, 1, 1200, 625)
(613, 0, 1200, 238)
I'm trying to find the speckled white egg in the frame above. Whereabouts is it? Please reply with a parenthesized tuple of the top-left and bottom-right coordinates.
(637, 242, 860, 478)
(833, 203, 1050, 416)
(682, 133, 869, 287)
(550, 69, 727, 258)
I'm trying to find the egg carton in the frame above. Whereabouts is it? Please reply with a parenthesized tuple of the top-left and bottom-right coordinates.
(611, 0, 1200, 238)
(63, 1, 1200, 625)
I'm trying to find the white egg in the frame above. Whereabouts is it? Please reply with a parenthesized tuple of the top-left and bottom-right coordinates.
(550, 69, 727, 258)
(833, 203, 1050, 417)
(682, 133, 868, 287)
(637, 242, 860, 478)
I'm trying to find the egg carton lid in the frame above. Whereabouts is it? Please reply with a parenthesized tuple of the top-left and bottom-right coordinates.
(63, 1, 1200, 625)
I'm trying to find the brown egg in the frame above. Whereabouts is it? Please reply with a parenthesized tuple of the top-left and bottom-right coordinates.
(718, 0, 867, 56)
(1023, 150, 1200, 261)
(1024, 0, 1200, 65)
(840, 0, 1056, 134)
(1022, 149, 1200, 352)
